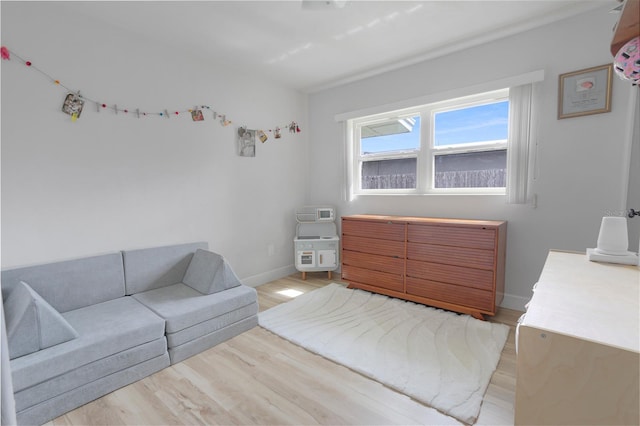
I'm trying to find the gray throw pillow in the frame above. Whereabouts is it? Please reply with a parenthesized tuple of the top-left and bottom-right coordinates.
(182, 249, 242, 295)
(4, 281, 79, 359)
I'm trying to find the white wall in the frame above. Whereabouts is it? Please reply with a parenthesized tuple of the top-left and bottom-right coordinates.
(3, 3, 637, 304)
(1, 2, 308, 284)
(307, 6, 639, 310)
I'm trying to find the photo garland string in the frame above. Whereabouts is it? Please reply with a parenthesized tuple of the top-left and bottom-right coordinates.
(0, 46, 301, 142)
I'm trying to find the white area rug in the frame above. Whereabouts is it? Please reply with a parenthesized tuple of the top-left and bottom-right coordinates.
(259, 283, 509, 424)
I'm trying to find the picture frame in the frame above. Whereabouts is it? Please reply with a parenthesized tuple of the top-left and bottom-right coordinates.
(558, 64, 612, 119)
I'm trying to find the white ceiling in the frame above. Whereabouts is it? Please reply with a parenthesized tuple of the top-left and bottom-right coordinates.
(66, 0, 616, 92)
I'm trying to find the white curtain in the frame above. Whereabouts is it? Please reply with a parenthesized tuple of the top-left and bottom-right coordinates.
(506, 83, 537, 204)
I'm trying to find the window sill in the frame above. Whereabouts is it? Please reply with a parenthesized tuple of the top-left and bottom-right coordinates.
(351, 190, 506, 198)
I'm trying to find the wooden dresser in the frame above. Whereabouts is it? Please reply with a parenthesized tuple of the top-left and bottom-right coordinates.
(341, 214, 507, 319)
(515, 250, 640, 425)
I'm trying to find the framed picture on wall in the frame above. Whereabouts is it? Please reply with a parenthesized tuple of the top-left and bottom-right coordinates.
(558, 64, 613, 119)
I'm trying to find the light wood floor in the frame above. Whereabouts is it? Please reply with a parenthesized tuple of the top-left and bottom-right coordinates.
(48, 273, 521, 426)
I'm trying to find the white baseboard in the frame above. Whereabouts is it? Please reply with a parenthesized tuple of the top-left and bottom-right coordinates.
(241, 264, 298, 288)
(499, 292, 529, 312)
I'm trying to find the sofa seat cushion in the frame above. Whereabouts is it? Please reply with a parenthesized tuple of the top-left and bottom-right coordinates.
(5, 281, 79, 359)
(132, 283, 257, 334)
(14, 337, 168, 412)
(168, 315, 258, 364)
(16, 352, 170, 426)
(11, 296, 165, 392)
(166, 302, 258, 347)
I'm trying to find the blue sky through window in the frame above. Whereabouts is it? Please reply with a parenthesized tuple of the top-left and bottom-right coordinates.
(360, 100, 509, 154)
(361, 116, 421, 154)
(435, 101, 509, 146)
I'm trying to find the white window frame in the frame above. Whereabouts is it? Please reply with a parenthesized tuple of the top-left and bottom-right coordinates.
(350, 89, 509, 196)
(355, 111, 422, 195)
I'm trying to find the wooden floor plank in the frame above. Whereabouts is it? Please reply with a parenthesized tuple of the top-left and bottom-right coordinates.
(47, 272, 520, 425)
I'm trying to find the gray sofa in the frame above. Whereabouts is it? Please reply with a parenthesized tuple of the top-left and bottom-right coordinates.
(1, 242, 258, 425)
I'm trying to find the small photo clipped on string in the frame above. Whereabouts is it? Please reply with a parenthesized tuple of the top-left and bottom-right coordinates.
(62, 93, 84, 121)
(191, 109, 204, 122)
(237, 127, 256, 157)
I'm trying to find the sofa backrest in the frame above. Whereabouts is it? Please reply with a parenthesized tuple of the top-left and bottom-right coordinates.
(1, 253, 125, 313)
(122, 242, 208, 295)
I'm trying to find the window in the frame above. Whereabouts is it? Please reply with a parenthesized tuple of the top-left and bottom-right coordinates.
(359, 114, 420, 189)
(351, 89, 509, 195)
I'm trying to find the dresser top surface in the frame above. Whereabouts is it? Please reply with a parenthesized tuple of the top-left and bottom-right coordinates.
(522, 250, 640, 353)
(342, 214, 506, 228)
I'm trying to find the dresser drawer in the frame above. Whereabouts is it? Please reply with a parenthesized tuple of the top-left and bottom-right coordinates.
(342, 250, 404, 274)
(342, 219, 405, 241)
(408, 224, 496, 250)
(342, 265, 404, 292)
(406, 277, 493, 312)
(406, 260, 494, 291)
(407, 242, 495, 269)
(342, 235, 405, 258)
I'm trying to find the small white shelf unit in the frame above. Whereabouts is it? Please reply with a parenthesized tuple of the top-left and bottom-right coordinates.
(294, 206, 339, 280)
